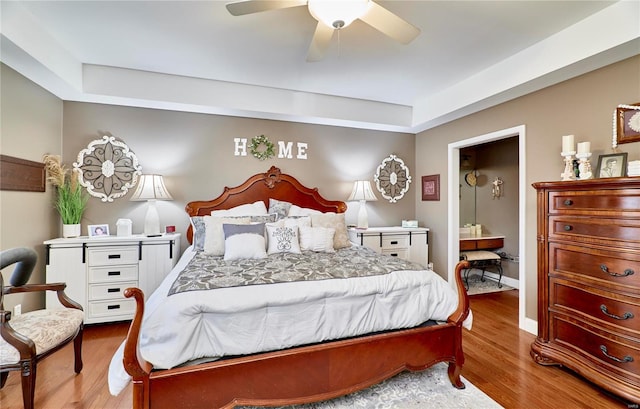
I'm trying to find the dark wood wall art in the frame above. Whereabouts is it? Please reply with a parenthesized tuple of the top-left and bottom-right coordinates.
(615, 103, 640, 145)
(421, 174, 440, 201)
(0, 155, 45, 192)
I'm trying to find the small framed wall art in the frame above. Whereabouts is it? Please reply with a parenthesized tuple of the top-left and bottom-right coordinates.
(615, 103, 640, 145)
(421, 174, 440, 201)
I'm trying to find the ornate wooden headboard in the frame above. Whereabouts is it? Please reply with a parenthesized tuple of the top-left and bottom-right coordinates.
(185, 166, 347, 243)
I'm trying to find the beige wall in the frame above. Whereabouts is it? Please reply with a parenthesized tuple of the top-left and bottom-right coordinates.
(416, 55, 640, 321)
(0, 64, 62, 313)
(61, 103, 416, 251)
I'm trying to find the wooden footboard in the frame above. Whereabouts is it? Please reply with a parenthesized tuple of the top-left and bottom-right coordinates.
(123, 261, 470, 409)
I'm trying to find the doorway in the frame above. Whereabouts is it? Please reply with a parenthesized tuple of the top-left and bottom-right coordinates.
(447, 125, 532, 333)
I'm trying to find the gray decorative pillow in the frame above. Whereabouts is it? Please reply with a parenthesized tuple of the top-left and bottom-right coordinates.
(190, 217, 206, 251)
(268, 198, 292, 220)
(250, 214, 278, 223)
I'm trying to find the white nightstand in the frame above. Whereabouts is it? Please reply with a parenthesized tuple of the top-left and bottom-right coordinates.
(348, 226, 429, 267)
(44, 233, 181, 324)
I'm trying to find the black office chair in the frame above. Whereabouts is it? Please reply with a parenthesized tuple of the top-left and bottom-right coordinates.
(0, 247, 84, 409)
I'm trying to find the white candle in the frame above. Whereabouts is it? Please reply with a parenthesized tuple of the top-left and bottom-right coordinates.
(577, 141, 591, 154)
(562, 135, 575, 153)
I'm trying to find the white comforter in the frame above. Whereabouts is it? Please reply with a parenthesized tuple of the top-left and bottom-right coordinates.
(108, 247, 471, 395)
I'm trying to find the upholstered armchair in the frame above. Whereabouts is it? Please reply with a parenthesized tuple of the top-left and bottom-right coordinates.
(0, 247, 84, 409)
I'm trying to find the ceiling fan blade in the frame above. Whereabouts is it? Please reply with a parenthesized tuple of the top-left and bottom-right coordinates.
(226, 0, 307, 16)
(359, 1, 420, 44)
(306, 22, 334, 62)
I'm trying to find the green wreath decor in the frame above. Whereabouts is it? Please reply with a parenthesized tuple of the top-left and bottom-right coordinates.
(249, 135, 275, 161)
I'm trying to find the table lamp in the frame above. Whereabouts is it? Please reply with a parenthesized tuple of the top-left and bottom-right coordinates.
(130, 174, 173, 236)
(347, 180, 377, 229)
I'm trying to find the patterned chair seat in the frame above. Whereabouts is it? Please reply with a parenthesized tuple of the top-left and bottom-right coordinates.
(0, 309, 84, 365)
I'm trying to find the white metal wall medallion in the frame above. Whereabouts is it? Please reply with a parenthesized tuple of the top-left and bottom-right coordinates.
(374, 154, 411, 203)
(73, 135, 142, 202)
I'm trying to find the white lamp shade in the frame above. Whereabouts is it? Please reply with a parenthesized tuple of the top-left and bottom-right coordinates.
(347, 180, 378, 202)
(130, 175, 172, 235)
(130, 174, 173, 201)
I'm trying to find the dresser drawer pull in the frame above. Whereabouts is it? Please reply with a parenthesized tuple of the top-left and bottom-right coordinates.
(107, 288, 121, 293)
(600, 304, 634, 320)
(563, 199, 573, 206)
(108, 254, 122, 259)
(107, 304, 121, 310)
(563, 225, 572, 231)
(599, 345, 633, 363)
(108, 271, 121, 276)
(600, 264, 635, 277)
(390, 241, 398, 245)
(390, 253, 398, 257)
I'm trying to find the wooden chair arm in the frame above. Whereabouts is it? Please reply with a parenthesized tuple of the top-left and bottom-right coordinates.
(3, 283, 83, 311)
(0, 310, 36, 359)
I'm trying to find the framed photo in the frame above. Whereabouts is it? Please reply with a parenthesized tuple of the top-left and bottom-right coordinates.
(595, 153, 628, 179)
(615, 103, 640, 145)
(88, 224, 110, 237)
(421, 174, 440, 201)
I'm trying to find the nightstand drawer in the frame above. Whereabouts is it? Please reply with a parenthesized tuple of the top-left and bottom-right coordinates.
(382, 249, 409, 259)
(88, 299, 136, 319)
(88, 265, 138, 283)
(88, 247, 138, 266)
(381, 236, 409, 249)
(88, 281, 137, 301)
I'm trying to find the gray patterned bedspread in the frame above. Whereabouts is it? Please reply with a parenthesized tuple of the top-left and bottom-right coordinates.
(168, 246, 424, 295)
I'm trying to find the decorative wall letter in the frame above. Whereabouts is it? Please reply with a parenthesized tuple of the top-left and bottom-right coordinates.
(234, 138, 247, 156)
(278, 141, 293, 159)
(296, 142, 308, 160)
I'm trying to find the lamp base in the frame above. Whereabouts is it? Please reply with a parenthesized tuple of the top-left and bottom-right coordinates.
(356, 200, 369, 229)
(143, 200, 161, 236)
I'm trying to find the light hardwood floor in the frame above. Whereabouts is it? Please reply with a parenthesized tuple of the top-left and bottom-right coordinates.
(0, 290, 633, 408)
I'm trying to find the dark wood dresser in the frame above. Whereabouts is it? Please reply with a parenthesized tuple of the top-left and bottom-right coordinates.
(532, 178, 640, 404)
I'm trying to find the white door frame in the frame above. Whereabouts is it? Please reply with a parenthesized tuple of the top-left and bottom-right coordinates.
(447, 125, 530, 331)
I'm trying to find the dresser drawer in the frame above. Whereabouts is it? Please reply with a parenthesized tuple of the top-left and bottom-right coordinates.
(88, 246, 138, 266)
(88, 299, 136, 320)
(552, 317, 640, 376)
(549, 216, 640, 248)
(88, 281, 137, 301)
(549, 190, 640, 216)
(549, 243, 640, 291)
(88, 265, 138, 283)
(382, 248, 409, 259)
(550, 280, 639, 333)
(381, 235, 409, 250)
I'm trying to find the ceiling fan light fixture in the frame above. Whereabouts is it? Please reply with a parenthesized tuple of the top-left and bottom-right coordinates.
(308, 0, 369, 29)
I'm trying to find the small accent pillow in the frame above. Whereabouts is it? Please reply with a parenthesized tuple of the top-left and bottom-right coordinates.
(268, 199, 292, 220)
(210, 200, 267, 217)
(299, 226, 335, 253)
(310, 213, 351, 249)
(203, 216, 251, 256)
(266, 224, 301, 255)
(249, 214, 278, 224)
(190, 216, 206, 251)
(223, 223, 267, 260)
(288, 204, 323, 217)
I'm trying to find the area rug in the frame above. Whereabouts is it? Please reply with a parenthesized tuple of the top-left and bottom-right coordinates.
(239, 362, 503, 409)
(466, 272, 514, 296)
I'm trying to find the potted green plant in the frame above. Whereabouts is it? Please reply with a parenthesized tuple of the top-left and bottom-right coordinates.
(43, 155, 89, 237)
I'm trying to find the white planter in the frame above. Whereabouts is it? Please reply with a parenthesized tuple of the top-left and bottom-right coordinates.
(62, 224, 81, 238)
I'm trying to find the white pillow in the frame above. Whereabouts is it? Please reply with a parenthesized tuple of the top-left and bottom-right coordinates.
(210, 200, 268, 216)
(203, 216, 251, 256)
(310, 213, 351, 249)
(223, 223, 267, 260)
(287, 204, 323, 217)
(266, 224, 301, 255)
(299, 226, 335, 253)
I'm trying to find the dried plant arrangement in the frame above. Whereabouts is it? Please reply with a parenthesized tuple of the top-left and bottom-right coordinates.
(43, 154, 88, 224)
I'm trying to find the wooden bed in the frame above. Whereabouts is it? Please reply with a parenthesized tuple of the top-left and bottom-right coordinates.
(122, 166, 470, 409)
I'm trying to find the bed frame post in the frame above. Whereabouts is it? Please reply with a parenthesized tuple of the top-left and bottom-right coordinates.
(446, 260, 470, 389)
(123, 288, 152, 409)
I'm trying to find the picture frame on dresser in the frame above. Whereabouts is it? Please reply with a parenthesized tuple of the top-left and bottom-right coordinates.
(88, 224, 109, 237)
(595, 153, 627, 178)
(615, 103, 640, 144)
(421, 174, 440, 201)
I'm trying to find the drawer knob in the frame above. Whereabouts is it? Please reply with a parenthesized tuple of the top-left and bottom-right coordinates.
(600, 264, 635, 278)
(599, 345, 633, 363)
(600, 304, 634, 320)
(563, 225, 572, 231)
(563, 199, 573, 206)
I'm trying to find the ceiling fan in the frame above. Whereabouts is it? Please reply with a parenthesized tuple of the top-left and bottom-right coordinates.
(226, 0, 420, 62)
